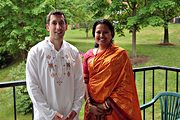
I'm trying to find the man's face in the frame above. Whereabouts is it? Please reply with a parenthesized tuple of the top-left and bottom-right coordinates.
(46, 14, 67, 41)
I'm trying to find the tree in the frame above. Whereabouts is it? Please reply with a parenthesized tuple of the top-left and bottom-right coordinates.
(0, 0, 80, 59)
(108, 0, 148, 58)
(0, 0, 54, 59)
(69, 0, 94, 38)
(73, 0, 110, 38)
(145, 0, 180, 44)
(107, 0, 179, 57)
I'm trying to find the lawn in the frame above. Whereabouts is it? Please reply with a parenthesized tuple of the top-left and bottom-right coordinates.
(0, 23, 180, 120)
(64, 23, 180, 68)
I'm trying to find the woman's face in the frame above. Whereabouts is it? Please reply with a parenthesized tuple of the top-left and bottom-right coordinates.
(95, 24, 113, 47)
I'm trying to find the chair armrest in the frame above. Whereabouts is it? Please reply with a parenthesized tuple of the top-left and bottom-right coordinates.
(140, 95, 159, 110)
(140, 92, 180, 110)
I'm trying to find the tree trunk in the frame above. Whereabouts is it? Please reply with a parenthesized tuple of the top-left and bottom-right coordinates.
(131, 3, 137, 58)
(132, 25, 137, 58)
(163, 23, 169, 43)
(86, 28, 89, 39)
(85, 23, 89, 39)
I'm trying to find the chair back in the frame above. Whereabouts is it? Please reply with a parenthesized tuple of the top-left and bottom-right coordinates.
(158, 92, 180, 120)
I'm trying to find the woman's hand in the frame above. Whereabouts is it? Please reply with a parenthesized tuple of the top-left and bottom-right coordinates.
(88, 103, 105, 116)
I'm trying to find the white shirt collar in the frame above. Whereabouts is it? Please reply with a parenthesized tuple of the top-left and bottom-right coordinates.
(45, 37, 65, 53)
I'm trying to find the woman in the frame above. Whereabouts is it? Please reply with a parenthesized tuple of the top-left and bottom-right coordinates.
(83, 19, 142, 120)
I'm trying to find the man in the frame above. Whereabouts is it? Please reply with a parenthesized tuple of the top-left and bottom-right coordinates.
(26, 9, 84, 120)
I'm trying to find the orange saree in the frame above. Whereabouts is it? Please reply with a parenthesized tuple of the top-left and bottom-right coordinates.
(83, 45, 142, 120)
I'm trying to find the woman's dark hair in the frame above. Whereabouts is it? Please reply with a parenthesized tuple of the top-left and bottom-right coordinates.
(92, 19, 115, 48)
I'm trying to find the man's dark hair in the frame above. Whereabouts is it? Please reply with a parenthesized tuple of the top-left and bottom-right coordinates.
(46, 9, 67, 24)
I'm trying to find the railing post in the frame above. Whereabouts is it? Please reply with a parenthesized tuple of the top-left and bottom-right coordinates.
(152, 69, 155, 120)
(176, 72, 179, 93)
(13, 86, 17, 120)
(165, 70, 168, 91)
(143, 70, 146, 120)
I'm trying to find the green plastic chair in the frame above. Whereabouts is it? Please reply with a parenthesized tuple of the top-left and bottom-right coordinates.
(140, 92, 180, 120)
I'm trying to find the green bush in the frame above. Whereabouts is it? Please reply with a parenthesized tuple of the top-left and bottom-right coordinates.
(16, 86, 32, 115)
(0, 51, 14, 68)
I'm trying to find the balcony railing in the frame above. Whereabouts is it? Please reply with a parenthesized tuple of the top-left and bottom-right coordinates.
(0, 65, 179, 120)
(133, 66, 180, 120)
(0, 80, 29, 120)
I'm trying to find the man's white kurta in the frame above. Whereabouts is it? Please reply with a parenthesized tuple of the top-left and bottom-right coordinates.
(26, 37, 84, 120)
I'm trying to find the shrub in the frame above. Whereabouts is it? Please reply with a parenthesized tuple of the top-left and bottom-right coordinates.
(0, 51, 14, 68)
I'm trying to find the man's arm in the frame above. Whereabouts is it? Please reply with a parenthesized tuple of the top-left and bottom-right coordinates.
(71, 52, 85, 115)
(26, 49, 56, 120)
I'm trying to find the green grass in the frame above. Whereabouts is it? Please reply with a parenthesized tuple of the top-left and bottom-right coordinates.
(0, 23, 180, 120)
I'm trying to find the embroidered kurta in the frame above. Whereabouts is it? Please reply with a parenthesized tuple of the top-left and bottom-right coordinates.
(26, 37, 84, 120)
(83, 44, 142, 120)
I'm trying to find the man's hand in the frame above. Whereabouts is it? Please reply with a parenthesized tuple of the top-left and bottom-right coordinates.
(64, 110, 77, 120)
(53, 112, 64, 120)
